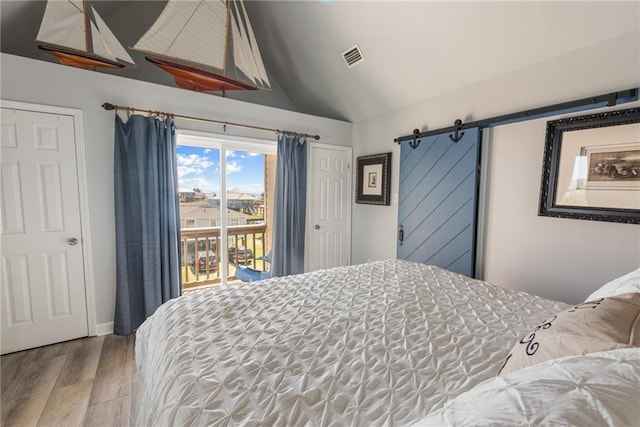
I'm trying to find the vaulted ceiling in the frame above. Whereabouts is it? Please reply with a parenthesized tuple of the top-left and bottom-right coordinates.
(2, 1, 639, 122)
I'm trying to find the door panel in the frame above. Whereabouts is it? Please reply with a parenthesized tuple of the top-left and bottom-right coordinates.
(397, 128, 480, 277)
(3, 255, 32, 324)
(1, 107, 88, 354)
(308, 146, 351, 271)
(1, 162, 25, 233)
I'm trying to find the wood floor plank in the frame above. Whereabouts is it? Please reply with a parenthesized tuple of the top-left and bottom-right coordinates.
(129, 340, 140, 427)
(26, 341, 70, 364)
(1, 355, 66, 427)
(1, 351, 26, 395)
(84, 396, 132, 427)
(36, 380, 93, 427)
(54, 336, 105, 389)
(89, 334, 135, 404)
(1, 334, 139, 427)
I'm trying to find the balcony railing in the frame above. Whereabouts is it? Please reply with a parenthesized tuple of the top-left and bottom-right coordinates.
(180, 224, 269, 290)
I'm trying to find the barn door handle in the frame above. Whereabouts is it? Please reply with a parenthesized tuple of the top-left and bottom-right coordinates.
(398, 225, 404, 246)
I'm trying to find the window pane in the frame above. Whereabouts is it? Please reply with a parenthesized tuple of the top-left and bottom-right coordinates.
(177, 145, 222, 287)
(226, 150, 271, 281)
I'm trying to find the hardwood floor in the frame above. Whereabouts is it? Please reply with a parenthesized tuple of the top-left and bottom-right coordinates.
(1, 334, 137, 427)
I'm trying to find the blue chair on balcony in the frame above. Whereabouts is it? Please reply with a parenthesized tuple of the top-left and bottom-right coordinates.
(236, 251, 271, 282)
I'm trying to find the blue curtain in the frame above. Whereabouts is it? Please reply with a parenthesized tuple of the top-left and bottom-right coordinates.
(271, 134, 307, 277)
(113, 115, 181, 335)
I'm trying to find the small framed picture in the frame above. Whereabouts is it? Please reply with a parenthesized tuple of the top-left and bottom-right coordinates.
(356, 152, 391, 205)
(538, 107, 640, 224)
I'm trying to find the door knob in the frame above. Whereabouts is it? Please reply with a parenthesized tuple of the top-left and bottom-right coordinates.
(315, 225, 320, 230)
(67, 238, 79, 246)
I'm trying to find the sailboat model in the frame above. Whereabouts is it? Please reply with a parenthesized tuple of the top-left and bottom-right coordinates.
(133, 0, 271, 93)
(36, 0, 135, 69)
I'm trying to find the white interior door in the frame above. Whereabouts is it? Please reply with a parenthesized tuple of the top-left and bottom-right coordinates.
(307, 144, 352, 271)
(1, 105, 89, 354)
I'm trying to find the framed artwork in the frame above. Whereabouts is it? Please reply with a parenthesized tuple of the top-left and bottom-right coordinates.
(356, 152, 391, 205)
(539, 107, 640, 224)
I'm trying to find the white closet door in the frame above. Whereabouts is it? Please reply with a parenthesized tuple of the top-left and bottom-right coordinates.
(1, 106, 89, 354)
(307, 144, 352, 271)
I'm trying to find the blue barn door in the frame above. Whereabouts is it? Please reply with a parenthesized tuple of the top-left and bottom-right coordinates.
(397, 128, 481, 277)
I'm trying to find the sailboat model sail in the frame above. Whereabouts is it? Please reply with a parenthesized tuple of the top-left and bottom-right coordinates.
(133, 0, 271, 92)
(36, 0, 135, 69)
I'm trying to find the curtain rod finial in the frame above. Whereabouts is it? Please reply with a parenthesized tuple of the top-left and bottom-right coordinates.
(102, 103, 115, 111)
(313, 135, 320, 140)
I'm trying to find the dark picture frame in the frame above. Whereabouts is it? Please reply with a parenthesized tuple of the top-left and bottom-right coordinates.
(356, 152, 391, 205)
(539, 107, 640, 224)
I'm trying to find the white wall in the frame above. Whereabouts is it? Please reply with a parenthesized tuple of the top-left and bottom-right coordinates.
(351, 30, 639, 304)
(483, 110, 640, 304)
(1, 53, 352, 328)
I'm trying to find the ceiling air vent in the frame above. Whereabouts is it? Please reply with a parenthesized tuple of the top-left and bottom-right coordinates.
(342, 45, 364, 68)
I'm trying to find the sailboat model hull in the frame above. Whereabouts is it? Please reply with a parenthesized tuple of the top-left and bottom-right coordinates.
(39, 45, 125, 70)
(146, 56, 259, 92)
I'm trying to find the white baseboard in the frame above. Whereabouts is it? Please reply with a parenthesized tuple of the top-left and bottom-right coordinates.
(95, 322, 114, 336)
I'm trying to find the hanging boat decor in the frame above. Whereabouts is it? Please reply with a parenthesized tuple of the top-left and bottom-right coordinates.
(132, 0, 271, 93)
(36, 0, 135, 69)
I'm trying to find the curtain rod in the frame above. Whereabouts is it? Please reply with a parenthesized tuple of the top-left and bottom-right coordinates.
(394, 88, 638, 144)
(101, 102, 321, 140)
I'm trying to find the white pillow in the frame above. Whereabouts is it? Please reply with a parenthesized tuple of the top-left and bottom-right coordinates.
(412, 348, 640, 427)
(498, 292, 640, 376)
(586, 267, 640, 301)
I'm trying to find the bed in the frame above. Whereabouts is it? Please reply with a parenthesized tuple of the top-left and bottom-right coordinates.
(135, 260, 640, 426)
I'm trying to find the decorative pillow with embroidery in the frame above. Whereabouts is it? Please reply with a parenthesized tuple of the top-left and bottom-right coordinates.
(498, 292, 640, 376)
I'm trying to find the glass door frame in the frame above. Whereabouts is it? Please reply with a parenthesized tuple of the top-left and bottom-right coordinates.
(177, 129, 276, 286)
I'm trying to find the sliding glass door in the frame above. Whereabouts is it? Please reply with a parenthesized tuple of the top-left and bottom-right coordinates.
(177, 131, 276, 289)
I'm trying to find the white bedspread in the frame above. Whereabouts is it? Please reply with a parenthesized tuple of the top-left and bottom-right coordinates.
(414, 348, 640, 427)
(135, 260, 568, 426)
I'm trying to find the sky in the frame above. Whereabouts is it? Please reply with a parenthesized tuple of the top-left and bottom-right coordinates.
(176, 145, 265, 195)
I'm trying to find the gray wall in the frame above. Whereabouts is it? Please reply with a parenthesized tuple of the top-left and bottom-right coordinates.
(351, 30, 639, 304)
(1, 53, 352, 329)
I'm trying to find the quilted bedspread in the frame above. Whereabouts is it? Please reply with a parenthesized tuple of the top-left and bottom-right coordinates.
(414, 348, 640, 426)
(135, 260, 568, 426)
